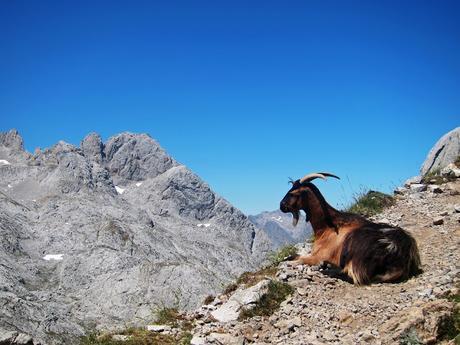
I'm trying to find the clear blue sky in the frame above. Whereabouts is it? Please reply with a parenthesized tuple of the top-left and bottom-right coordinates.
(1, 1, 459, 215)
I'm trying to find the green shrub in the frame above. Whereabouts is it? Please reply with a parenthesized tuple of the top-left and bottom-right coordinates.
(346, 190, 395, 217)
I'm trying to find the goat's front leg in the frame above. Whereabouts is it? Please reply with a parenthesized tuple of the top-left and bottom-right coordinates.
(288, 255, 322, 267)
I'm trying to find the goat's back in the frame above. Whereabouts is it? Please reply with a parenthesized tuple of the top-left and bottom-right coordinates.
(339, 223, 421, 284)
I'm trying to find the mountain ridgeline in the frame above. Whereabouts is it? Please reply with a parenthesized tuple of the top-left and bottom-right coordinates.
(0, 129, 272, 344)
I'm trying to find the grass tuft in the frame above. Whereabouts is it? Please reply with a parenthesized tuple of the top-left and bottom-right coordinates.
(238, 280, 294, 320)
(346, 190, 395, 217)
(155, 307, 180, 326)
(421, 169, 445, 185)
(268, 244, 298, 266)
(203, 295, 215, 305)
(80, 329, 192, 345)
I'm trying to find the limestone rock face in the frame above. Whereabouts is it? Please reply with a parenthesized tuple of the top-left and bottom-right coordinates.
(103, 132, 178, 184)
(421, 127, 460, 175)
(0, 129, 271, 345)
(80, 132, 104, 164)
(0, 129, 24, 151)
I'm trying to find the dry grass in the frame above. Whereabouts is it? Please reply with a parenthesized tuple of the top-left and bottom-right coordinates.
(80, 329, 192, 345)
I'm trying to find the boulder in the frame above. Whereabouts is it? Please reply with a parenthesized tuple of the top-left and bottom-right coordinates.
(410, 184, 427, 193)
(379, 299, 454, 344)
(441, 163, 460, 178)
(421, 127, 460, 176)
(211, 279, 270, 322)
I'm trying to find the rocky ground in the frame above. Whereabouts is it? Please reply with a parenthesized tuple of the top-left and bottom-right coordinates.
(183, 177, 460, 345)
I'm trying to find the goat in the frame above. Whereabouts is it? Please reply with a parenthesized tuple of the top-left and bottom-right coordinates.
(279, 172, 421, 285)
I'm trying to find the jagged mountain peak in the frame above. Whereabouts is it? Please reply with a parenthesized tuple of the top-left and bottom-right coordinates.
(0, 128, 24, 151)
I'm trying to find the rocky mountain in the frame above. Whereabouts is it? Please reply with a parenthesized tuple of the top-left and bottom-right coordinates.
(248, 210, 312, 249)
(421, 127, 460, 176)
(0, 129, 271, 344)
(66, 128, 460, 345)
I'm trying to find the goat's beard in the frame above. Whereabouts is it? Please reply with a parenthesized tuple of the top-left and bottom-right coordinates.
(291, 210, 300, 227)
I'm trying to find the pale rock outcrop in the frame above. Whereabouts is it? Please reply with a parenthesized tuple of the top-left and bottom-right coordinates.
(421, 127, 460, 175)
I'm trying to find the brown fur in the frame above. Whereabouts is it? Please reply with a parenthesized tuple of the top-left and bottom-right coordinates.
(280, 180, 421, 284)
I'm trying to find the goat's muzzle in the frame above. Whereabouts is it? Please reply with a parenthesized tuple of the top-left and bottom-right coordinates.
(280, 201, 289, 213)
(280, 201, 300, 227)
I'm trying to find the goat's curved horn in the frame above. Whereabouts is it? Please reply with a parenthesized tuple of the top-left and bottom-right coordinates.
(318, 172, 340, 180)
(299, 172, 340, 184)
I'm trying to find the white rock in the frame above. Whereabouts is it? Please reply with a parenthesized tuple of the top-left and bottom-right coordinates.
(0, 159, 11, 165)
(190, 335, 207, 345)
(211, 279, 270, 322)
(43, 254, 64, 261)
(410, 184, 427, 193)
(15, 333, 33, 344)
(115, 186, 125, 194)
(441, 163, 460, 177)
(146, 324, 171, 332)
